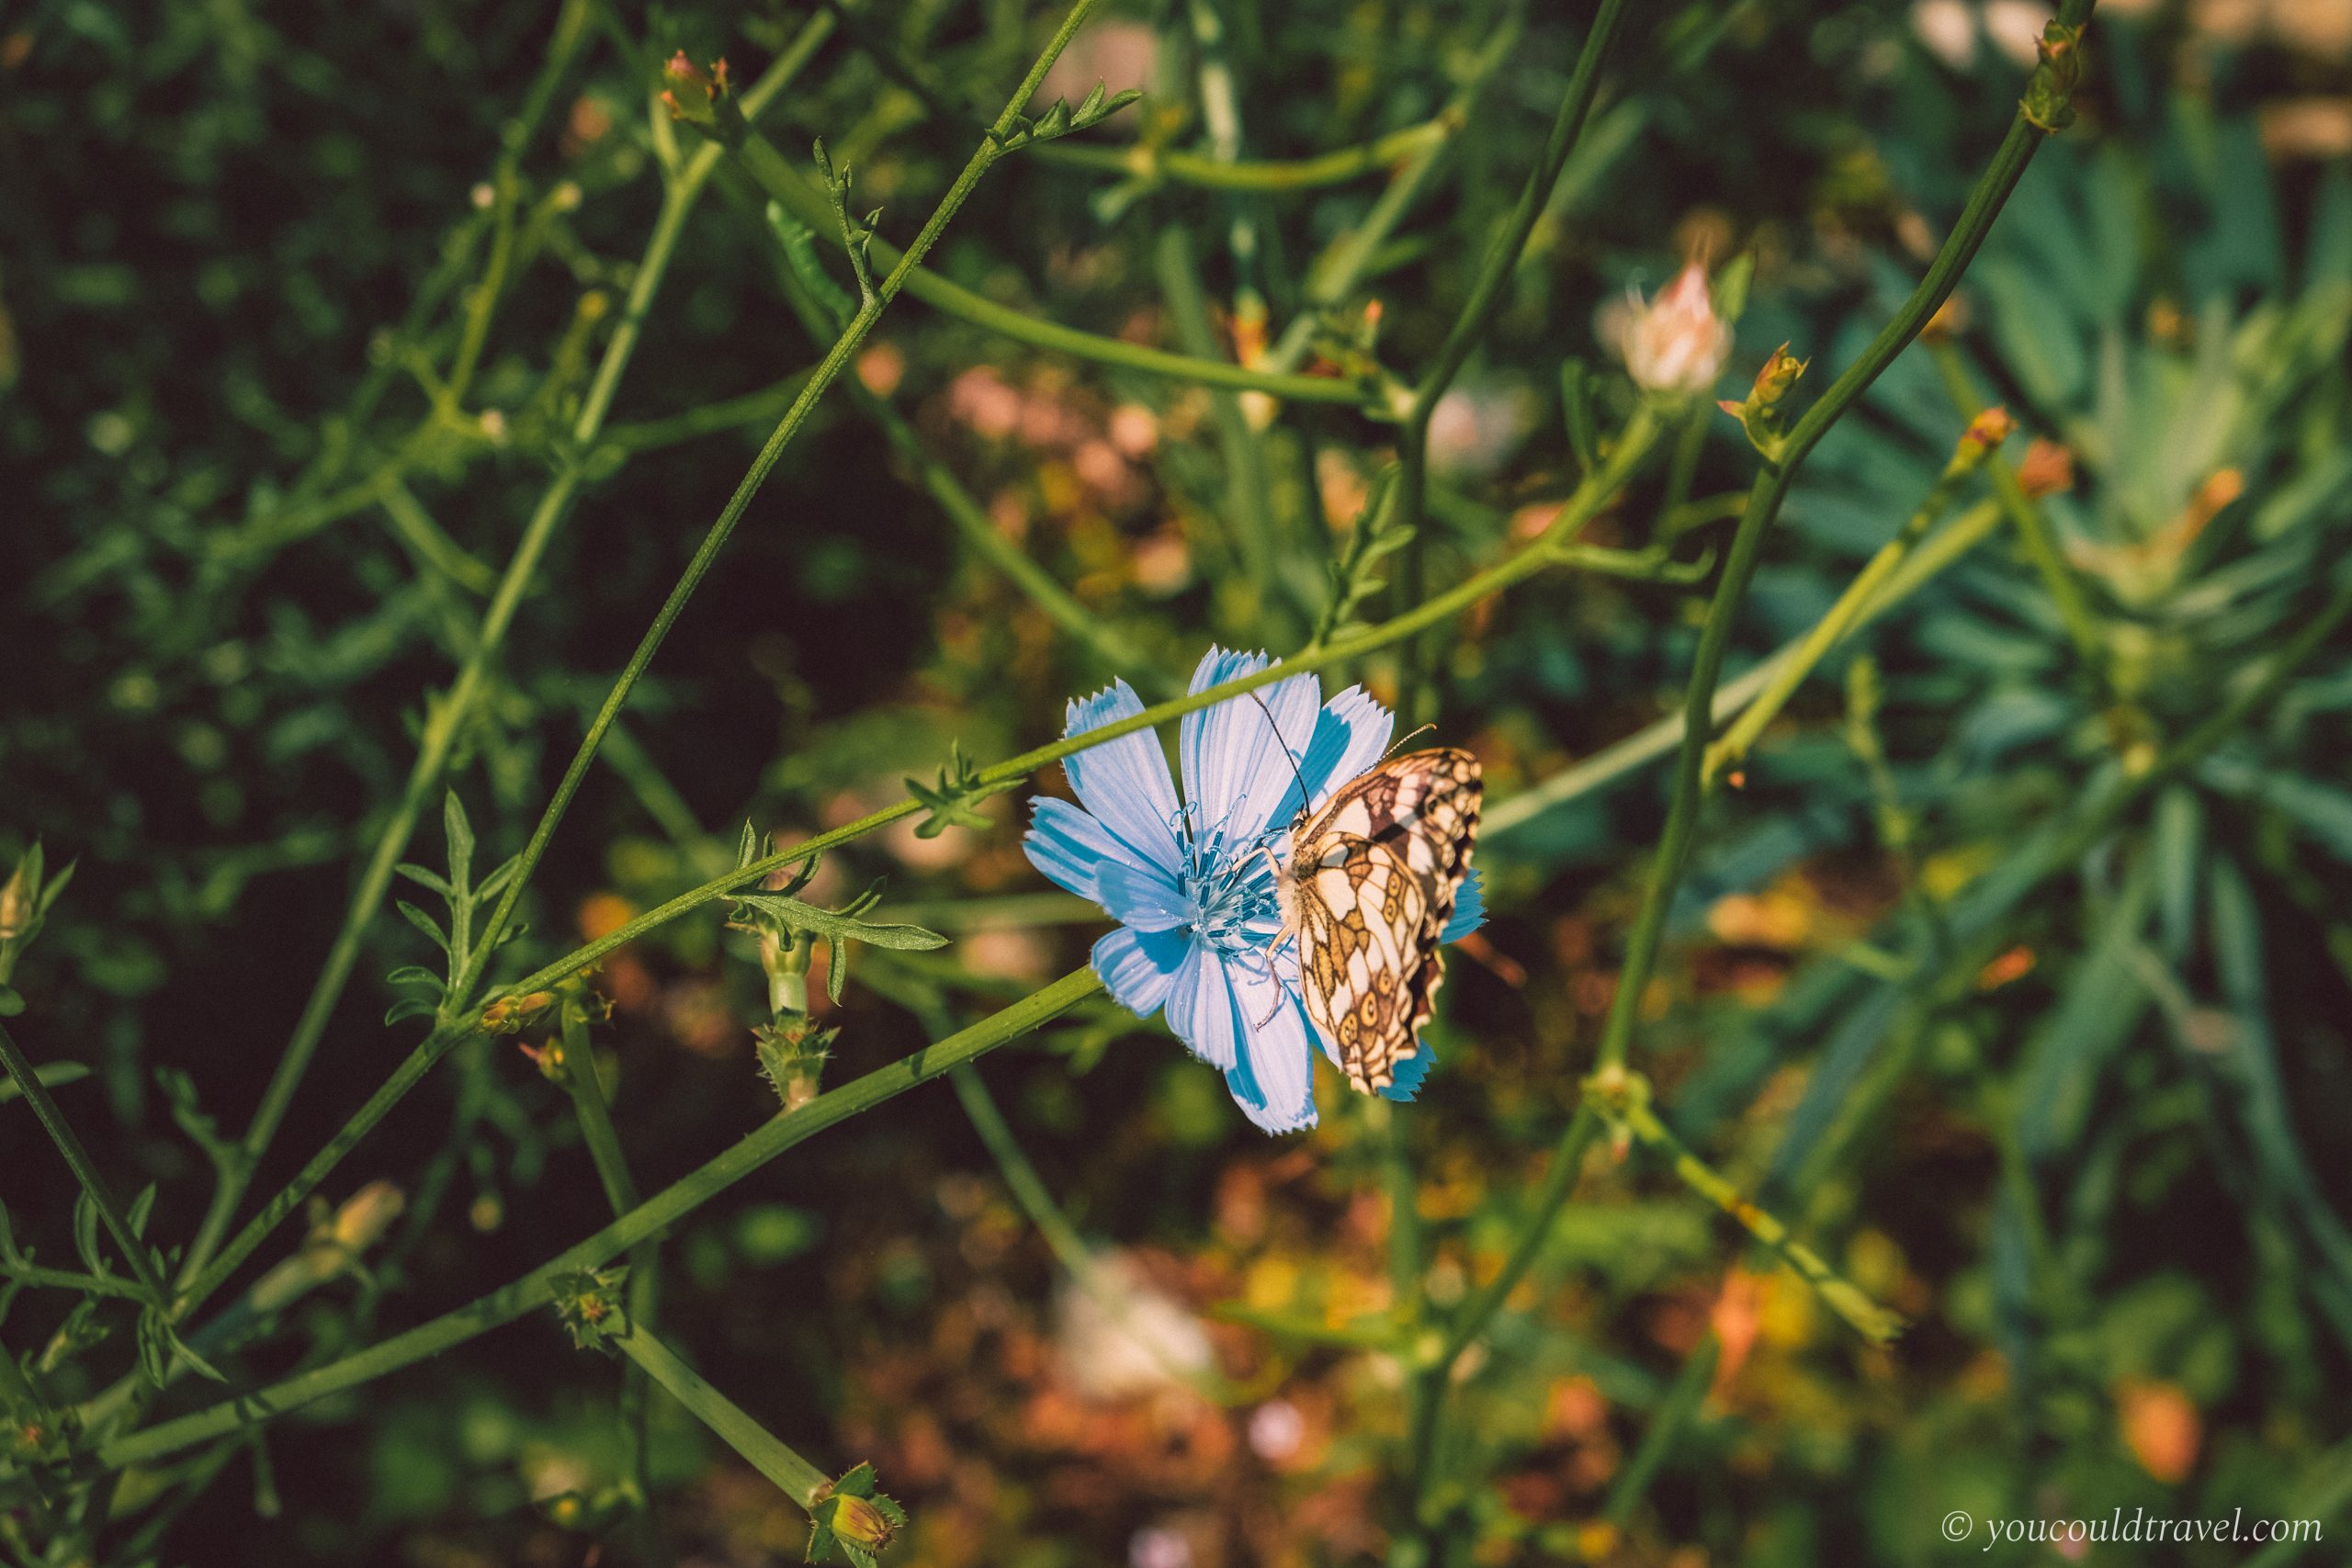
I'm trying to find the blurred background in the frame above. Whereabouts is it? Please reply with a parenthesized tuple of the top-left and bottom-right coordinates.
(4, 0, 2351, 1562)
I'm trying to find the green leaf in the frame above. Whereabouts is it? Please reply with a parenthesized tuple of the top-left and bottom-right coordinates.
(730, 895, 946, 952)
(442, 791, 476, 896)
(395, 901, 452, 961)
(72, 1192, 105, 1278)
(392, 863, 454, 899)
(127, 1183, 157, 1238)
(385, 996, 440, 1026)
(383, 965, 445, 990)
(474, 853, 523, 907)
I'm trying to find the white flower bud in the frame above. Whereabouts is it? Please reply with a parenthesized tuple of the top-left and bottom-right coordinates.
(1619, 261, 1734, 398)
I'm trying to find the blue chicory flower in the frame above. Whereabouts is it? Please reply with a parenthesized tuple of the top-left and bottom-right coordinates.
(1023, 648, 1483, 1134)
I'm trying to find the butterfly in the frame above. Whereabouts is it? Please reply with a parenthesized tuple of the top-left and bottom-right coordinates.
(1272, 748, 1482, 1095)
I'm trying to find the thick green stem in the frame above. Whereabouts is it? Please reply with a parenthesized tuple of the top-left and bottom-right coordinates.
(1589, 17, 2088, 1077)
(91, 970, 1103, 1472)
(0, 1021, 167, 1306)
(614, 1325, 828, 1507)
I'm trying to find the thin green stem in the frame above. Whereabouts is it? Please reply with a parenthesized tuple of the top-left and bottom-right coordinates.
(1704, 478, 1982, 783)
(1602, 1334, 1719, 1526)
(1396, 0, 1627, 527)
(557, 999, 662, 1545)
(1589, 20, 2088, 1077)
(460, 0, 1124, 1001)
(172, 29, 832, 1301)
(948, 1065, 1094, 1281)
(728, 125, 1370, 403)
(1035, 117, 1453, 191)
(1928, 342, 2103, 666)
(614, 1325, 827, 1508)
(751, 203, 1171, 693)
(91, 970, 1103, 1472)
(1484, 495, 2007, 839)
(492, 404, 1668, 1007)
(0, 1021, 167, 1306)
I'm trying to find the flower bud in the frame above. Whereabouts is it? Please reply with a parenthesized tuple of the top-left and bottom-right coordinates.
(829, 1494, 897, 1551)
(2016, 438, 2075, 498)
(0, 858, 29, 942)
(1716, 343, 1809, 458)
(1952, 405, 2017, 467)
(659, 51, 730, 128)
(1619, 262, 1733, 398)
(2021, 21, 2086, 132)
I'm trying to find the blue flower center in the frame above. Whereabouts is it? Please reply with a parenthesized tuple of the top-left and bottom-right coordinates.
(1175, 804, 1284, 957)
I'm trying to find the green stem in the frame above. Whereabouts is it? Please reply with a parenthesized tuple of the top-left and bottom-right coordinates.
(90, 970, 1103, 1472)
(1703, 480, 1982, 783)
(1928, 341, 2103, 666)
(1602, 1334, 1719, 1526)
(0, 1021, 167, 1306)
(614, 1325, 827, 1508)
(1035, 116, 1453, 191)
(751, 199, 1171, 693)
(1589, 1076, 1902, 1342)
(490, 404, 1667, 1007)
(1589, 17, 2088, 1077)
(1485, 495, 2007, 839)
(170, 27, 833, 1301)
(557, 999, 663, 1541)
(1396, 0, 1626, 529)
(728, 125, 1369, 404)
(948, 1065, 1094, 1282)
(459, 0, 1124, 1001)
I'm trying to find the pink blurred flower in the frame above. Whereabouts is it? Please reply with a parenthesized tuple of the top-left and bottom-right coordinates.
(1616, 261, 1733, 398)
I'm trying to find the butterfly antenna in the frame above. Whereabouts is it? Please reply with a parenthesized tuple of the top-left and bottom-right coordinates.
(1385, 722, 1436, 760)
(1246, 689, 1315, 824)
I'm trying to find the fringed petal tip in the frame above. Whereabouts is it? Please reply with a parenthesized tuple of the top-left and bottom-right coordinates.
(1441, 866, 1485, 944)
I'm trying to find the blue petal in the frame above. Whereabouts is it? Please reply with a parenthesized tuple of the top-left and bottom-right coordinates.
(1377, 1032, 1438, 1102)
(1222, 955, 1318, 1134)
(1441, 867, 1485, 943)
(1179, 648, 1321, 846)
(1091, 925, 1193, 1018)
(1023, 797, 1175, 906)
(1163, 942, 1238, 1071)
(1297, 684, 1395, 818)
(1061, 680, 1182, 877)
(1097, 860, 1193, 933)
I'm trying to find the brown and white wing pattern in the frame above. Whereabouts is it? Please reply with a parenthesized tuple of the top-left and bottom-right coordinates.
(1288, 749, 1481, 1094)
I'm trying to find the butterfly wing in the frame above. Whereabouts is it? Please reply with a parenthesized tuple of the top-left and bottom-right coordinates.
(1289, 749, 1481, 1094)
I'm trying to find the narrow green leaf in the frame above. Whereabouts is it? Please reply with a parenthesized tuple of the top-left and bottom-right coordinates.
(395, 901, 452, 960)
(443, 792, 476, 895)
(392, 863, 455, 899)
(731, 894, 947, 951)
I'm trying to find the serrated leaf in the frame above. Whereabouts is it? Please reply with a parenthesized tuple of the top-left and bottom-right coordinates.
(731, 895, 946, 951)
(736, 820, 760, 871)
(392, 863, 454, 898)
